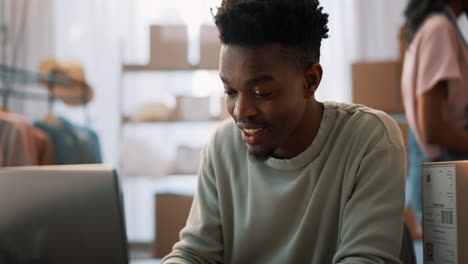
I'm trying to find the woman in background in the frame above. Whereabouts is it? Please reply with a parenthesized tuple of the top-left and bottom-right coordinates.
(402, 0, 467, 240)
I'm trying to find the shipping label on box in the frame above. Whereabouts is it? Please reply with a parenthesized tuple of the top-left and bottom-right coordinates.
(422, 161, 468, 264)
(422, 164, 458, 263)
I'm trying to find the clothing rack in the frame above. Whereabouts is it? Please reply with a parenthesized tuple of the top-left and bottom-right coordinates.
(0, 64, 72, 85)
(0, 64, 89, 106)
(0, 64, 92, 124)
(0, 87, 48, 101)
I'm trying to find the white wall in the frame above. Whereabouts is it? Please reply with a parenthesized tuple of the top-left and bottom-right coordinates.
(1, 0, 55, 115)
(351, 0, 408, 62)
(52, 0, 125, 168)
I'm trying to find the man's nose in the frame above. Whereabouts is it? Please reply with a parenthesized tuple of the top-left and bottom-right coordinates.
(233, 95, 257, 119)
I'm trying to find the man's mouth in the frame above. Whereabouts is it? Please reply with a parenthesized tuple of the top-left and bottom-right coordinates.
(236, 121, 268, 144)
(238, 126, 267, 144)
(243, 128, 263, 135)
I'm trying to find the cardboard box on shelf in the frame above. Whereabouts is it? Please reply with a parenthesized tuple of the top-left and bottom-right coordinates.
(352, 61, 404, 114)
(199, 25, 221, 70)
(422, 161, 468, 264)
(149, 25, 190, 70)
(154, 194, 193, 258)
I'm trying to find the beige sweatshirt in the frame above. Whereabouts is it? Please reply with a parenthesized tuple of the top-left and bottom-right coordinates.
(162, 102, 406, 264)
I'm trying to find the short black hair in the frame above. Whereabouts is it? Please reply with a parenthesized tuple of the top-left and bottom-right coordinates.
(213, 0, 329, 70)
(404, 0, 454, 44)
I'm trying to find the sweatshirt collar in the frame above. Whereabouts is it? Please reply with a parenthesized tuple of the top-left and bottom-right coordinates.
(265, 102, 336, 171)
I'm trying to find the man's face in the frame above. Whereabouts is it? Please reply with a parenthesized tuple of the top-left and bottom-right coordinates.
(219, 44, 312, 160)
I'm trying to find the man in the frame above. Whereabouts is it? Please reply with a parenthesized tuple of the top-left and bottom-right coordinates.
(162, 0, 406, 263)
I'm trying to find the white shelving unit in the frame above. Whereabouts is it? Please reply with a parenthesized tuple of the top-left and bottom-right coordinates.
(118, 24, 223, 243)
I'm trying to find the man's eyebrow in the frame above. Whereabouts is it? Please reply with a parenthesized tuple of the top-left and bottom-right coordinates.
(245, 75, 273, 86)
(219, 75, 274, 86)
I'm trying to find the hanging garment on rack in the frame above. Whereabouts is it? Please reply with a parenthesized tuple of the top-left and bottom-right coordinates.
(0, 113, 31, 166)
(0, 111, 55, 166)
(34, 117, 102, 164)
(73, 122, 102, 163)
(28, 126, 56, 165)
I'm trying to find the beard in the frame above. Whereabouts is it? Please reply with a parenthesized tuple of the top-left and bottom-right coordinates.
(246, 144, 276, 162)
(248, 151, 272, 162)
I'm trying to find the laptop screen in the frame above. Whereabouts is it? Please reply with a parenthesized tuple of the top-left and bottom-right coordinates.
(0, 165, 129, 264)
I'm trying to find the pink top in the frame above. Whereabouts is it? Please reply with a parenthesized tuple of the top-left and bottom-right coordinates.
(401, 11, 468, 158)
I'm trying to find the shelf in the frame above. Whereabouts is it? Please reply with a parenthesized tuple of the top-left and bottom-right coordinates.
(122, 64, 218, 72)
(122, 120, 221, 126)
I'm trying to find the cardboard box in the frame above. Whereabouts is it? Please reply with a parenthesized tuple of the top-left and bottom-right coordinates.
(154, 194, 193, 258)
(352, 61, 404, 114)
(149, 25, 190, 70)
(199, 25, 221, 69)
(422, 161, 468, 264)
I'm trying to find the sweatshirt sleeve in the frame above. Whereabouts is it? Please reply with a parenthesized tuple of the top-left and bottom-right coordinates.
(333, 138, 406, 263)
(161, 140, 224, 264)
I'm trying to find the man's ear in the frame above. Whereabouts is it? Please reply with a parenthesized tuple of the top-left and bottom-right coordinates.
(303, 63, 323, 98)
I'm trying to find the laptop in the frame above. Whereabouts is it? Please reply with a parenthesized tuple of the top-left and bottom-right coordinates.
(0, 164, 129, 264)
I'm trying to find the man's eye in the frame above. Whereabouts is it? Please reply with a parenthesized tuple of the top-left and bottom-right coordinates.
(224, 89, 237, 97)
(254, 91, 272, 98)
